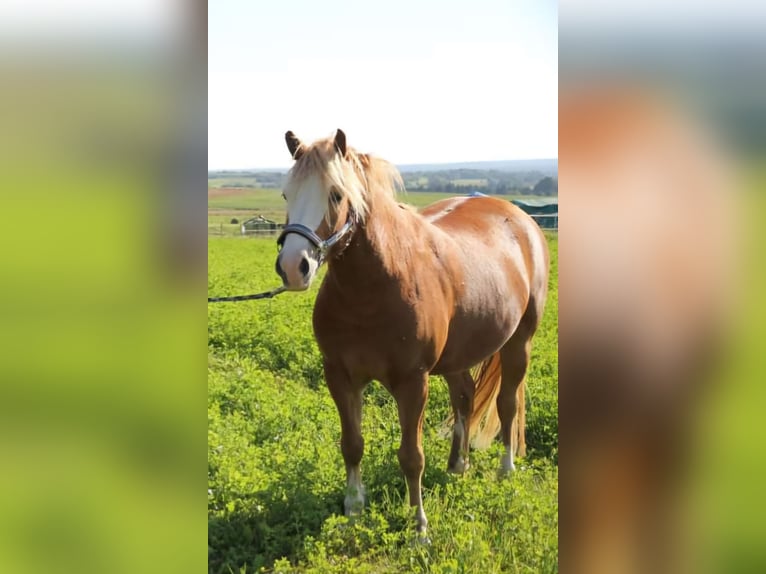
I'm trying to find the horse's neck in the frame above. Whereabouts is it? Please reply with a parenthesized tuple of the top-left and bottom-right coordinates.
(327, 192, 418, 290)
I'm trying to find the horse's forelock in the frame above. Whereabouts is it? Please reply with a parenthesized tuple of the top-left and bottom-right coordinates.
(286, 136, 403, 221)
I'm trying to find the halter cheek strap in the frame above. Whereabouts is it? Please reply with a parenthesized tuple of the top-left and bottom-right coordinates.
(277, 213, 356, 266)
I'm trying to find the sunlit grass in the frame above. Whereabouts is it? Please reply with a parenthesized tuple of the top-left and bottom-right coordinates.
(208, 233, 558, 573)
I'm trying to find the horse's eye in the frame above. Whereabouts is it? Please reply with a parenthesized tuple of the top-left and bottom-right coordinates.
(330, 190, 342, 204)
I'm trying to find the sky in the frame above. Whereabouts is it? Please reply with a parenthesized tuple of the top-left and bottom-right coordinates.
(0, 0, 182, 40)
(209, 0, 557, 170)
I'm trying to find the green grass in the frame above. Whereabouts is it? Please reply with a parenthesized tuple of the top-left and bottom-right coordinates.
(208, 188, 287, 211)
(208, 231, 558, 573)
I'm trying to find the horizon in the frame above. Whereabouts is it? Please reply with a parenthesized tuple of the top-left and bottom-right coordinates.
(209, 157, 559, 174)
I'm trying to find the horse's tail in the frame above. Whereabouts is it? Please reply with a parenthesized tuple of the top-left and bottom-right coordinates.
(468, 352, 525, 455)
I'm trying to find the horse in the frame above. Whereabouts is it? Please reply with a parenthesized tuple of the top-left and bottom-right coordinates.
(275, 129, 549, 536)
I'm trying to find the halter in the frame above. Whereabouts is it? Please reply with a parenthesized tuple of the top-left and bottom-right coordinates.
(277, 211, 356, 266)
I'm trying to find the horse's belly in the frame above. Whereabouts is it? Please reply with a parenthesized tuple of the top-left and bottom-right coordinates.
(433, 306, 520, 374)
(314, 318, 438, 383)
(433, 258, 529, 374)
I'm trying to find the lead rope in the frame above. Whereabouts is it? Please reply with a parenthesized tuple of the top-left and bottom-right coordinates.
(207, 285, 286, 303)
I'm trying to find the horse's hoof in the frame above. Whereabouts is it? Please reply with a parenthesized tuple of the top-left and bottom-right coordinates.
(411, 530, 432, 547)
(343, 494, 365, 516)
(498, 462, 517, 479)
(499, 452, 516, 477)
(447, 457, 469, 474)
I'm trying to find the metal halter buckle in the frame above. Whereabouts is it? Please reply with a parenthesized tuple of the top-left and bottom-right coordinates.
(277, 214, 355, 265)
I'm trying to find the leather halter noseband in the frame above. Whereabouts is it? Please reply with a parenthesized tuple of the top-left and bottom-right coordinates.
(277, 213, 356, 266)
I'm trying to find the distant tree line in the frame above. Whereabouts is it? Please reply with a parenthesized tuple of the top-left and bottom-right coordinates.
(531, 176, 557, 196)
(402, 170, 557, 196)
(208, 169, 557, 196)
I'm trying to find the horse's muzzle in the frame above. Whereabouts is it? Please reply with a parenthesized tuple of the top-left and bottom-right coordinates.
(275, 251, 314, 291)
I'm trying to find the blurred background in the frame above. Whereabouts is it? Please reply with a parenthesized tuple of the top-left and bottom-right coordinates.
(559, 1, 766, 572)
(0, 1, 206, 573)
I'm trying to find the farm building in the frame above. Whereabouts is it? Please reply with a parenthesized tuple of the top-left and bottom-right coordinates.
(240, 215, 280, 235)
(511, 199, 558, 230)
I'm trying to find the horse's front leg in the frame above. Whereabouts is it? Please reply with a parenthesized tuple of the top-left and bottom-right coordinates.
(324, 359, 366, 515)
(392, 372, 429, 537)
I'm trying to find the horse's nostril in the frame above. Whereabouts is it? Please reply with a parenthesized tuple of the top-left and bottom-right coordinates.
(299, 256, 310, 278)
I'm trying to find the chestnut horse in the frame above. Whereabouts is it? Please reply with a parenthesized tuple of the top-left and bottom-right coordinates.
(275, 130, 549, 536)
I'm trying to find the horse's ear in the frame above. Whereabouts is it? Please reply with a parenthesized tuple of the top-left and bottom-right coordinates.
(285, 130, 304, 160)
(334, 129, 347, 157)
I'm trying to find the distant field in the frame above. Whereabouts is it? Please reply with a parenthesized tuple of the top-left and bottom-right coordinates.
(208, 186, 556, 236)
(208, 176, 260, 189)
(208, 188, 285, 236)
(208, 188, 286, 211)
(208, 187, 551, 212)
(451, 178, 489, 187)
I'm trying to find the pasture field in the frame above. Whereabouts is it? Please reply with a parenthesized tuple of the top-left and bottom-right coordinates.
(208, 230, 558, 573)
(209, 188, 287, 212)
(207, 189, 285, 235)
(207, 188, 554, 236)
(207, 187, 506, 212)
(209, 176, 261, 188)
(451, 178, 489, 187)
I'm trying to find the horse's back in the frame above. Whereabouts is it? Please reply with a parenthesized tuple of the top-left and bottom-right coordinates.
(420, 195, 548, 298)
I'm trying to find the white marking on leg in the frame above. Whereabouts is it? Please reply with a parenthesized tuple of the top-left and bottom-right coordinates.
(501, 445, 516, 473)
(344, 465, 365, 515)
(415, 504, 428, 536)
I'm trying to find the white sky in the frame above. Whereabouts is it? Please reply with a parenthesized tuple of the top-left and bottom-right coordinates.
(209, 0, 558, 169)
(0, 0, 181, 39)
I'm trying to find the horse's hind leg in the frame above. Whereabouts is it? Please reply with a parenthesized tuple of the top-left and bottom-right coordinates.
(497, 300, 541, 474)
(444, 370, 474, 474)
(324, 359, 367, 515)
(498, 338, 530, 473)
(391, 372, 430, 536)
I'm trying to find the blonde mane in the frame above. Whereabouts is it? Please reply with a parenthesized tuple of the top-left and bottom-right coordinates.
(286, 136, 404, 221)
